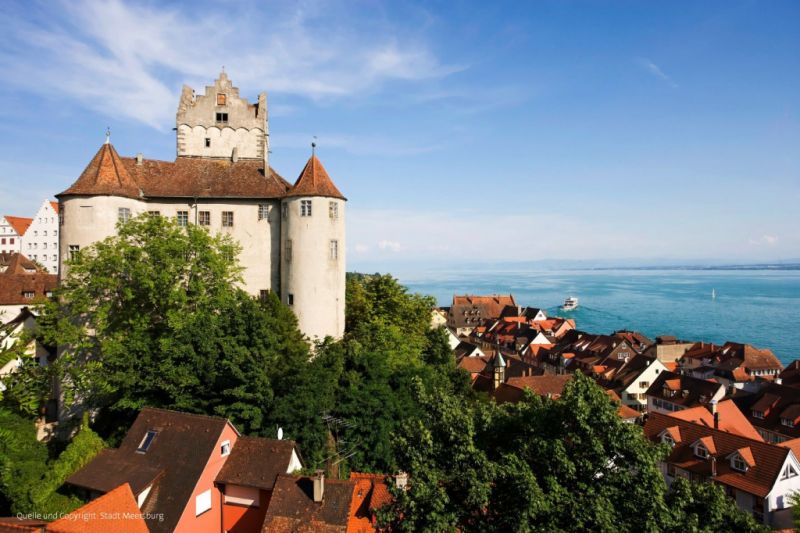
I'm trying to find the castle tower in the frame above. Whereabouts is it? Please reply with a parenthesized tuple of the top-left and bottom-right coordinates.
(280, 153, 346, 341)
(176, 70, 269, 167)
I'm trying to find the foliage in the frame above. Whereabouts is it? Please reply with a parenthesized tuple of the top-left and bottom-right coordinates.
(13, 214, 310, 437)
(665, 477, 768, 533)
(0, 410, 102, 515)
(382, 373, 763, 532)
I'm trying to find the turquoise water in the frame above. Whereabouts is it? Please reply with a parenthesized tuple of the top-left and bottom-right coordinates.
(399, 269, 800, 364)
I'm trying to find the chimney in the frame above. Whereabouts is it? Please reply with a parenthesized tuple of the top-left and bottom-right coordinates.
(232, 147, 239, 163)
(313, 470, 324, 503)
(395, 471, 408, 490)
(710, 399, 719, 429)
(136, 153, 143, 165)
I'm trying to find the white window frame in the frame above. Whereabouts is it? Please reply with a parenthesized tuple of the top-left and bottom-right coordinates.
(220, 440, 231, 457)
(301, 200, 312, 217)
(731, 455, 748, 472)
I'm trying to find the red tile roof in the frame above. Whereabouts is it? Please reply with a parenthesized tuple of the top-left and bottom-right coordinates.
(49, 201, 59, 214)
(3, 216, 33, 236)
(215, 436, 299, 490)
(284, 155, 345, 200)
(505, 374, 572, 399)
(670, 400, 763, 441)
(48, 483, 148, 533)
(645, 412, 791, 498)
(58, 143, 293, 200)
(0, 254, 57, 305)
(59, 143, 141, 199)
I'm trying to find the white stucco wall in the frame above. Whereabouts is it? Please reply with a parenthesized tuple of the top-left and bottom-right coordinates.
(23, 200, 60, 273)
(0, 217, 23, 254)
(280, 196, 346, 341)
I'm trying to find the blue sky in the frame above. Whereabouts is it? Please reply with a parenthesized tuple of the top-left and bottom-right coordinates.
(0, 0, 797, 268)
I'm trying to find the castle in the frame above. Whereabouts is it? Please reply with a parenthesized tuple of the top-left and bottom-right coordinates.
(56, 72, 346, 341)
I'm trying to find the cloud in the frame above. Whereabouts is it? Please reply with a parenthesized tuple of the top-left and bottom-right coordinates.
(0, 0, 460, 130)
(377, 240, 402, 252)
(749, 235, 779, 246)
(636, 57, 678, 88)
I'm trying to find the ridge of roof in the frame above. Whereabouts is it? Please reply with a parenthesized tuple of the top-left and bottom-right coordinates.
(284, 154, 346, 200)
(59, 143, 141, 199)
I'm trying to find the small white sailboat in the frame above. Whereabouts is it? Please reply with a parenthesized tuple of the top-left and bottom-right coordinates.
(561, 296, 579, 311)
(711, 288, 716, 300)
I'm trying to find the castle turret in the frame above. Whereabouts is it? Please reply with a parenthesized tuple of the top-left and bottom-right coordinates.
(56, 139, 144, 278)
(280, 153, 346, 341)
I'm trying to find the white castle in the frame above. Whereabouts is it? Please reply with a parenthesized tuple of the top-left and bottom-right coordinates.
(57, 72, 346, 340)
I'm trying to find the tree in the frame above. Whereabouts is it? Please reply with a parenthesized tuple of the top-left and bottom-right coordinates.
(10, 214, 310, 438)
(665, 477, 768, 533)
(382, 373, 763, 532)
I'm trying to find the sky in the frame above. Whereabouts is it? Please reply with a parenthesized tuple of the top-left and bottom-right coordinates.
(0, 0, 798, 270)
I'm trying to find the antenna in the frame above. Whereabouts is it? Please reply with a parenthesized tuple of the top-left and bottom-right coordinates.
(105, 127, 111, 144)
(311, 136, 317, 156)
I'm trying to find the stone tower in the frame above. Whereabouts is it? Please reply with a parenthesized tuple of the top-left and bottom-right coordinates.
(176, 71, 269, 168)
(280, 154, 346, 341)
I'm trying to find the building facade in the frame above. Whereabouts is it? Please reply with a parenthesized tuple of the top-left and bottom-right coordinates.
(0, 216, 30, 255)
(23, 200, 60, 273)
(56, 72, 346, 340)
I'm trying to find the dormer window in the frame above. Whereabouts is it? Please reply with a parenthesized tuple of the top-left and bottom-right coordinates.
(220, 440, 231, 456)
(22, 291, 34, 299)
(731, 455, 748, 472)
(694, 443, 709, 459)
(782, 418, 795, 428)
(753, 410, 765, 419)
(137, 430, 158, 453)
(662, 434, 675, 447)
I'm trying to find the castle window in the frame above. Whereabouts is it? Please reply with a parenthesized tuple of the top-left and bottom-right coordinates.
(288, 294, 294, 306)
(301, 200, 312, 217)
(147, 211, 160, 217)
(198, 211, 210, 226)
(68, 244, 79, 260)
(222, 211, 234, 227)
(329, 240, 338, 260)
(205, 138, 211, 148)
(118, 207, 131, 224)
(217, 93, 227, 106)
(258, 204, 270, 220)
(285, 240, 292, 262)
(329, 201, 338, 219)
(215, 112, 228, 124)
(176, 211, 189, 227)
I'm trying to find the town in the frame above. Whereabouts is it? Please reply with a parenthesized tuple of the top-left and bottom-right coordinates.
(0, 18, 797, 531)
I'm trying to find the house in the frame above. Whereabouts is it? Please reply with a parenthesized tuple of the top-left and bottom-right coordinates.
(260, 471, 391, 532)
(608, 354, 668, 412)
(732, 383, 800, 444)
(447, 294, 516, 336)
(21, 200, 60, 274)
(0, 216, 32, 255)
(778, 361, 800, 389)
(644, 371, 725, 415)
(215, 436, 303, 533)
(0, 254, 57, 322)
(642, 335, 696, 364)
(668, 400, 764, 441)
(612, 330, 654, 353)
(430, 308, 448, 329)
(644, 411, 800, 528)
(0, 483, 148, 532)
(678, 341, 784, 392)
(67, 407, 241, 533)
(0, 307, 53, 385)
(453, 341, 484, 360)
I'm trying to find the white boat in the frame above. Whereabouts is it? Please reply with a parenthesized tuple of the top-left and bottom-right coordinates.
(711, 288, 716, 300)
(561, 296, 579, 311)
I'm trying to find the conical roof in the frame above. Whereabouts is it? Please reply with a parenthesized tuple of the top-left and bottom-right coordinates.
(58, 142, 141, 199)
(284, 155, 346, 200)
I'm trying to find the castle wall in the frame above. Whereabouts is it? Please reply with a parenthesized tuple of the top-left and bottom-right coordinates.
(280, 197, 345, 340)
(60, 196, 280, 296)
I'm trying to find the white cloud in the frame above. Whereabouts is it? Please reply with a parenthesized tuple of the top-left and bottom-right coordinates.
(377, 240, 402, 252)
(636, 57, 678, 88)
(749, 235, 779, 246)
(0, 0, 460, 130)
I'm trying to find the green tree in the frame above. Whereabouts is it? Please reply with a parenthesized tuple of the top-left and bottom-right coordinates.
(665, 477, 767, 532)
(10, 214, 309, 437)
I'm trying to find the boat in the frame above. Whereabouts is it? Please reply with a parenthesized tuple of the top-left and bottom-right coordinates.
(561, 296, 579, 311)
(712, 288, 716, 300)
